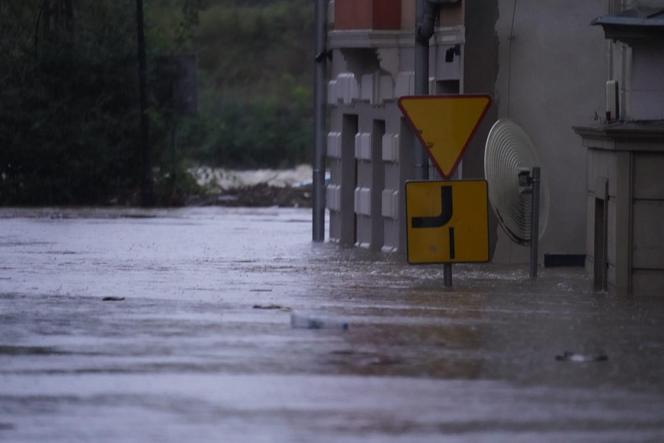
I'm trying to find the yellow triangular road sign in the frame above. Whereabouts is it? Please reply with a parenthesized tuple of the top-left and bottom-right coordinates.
(399, 95, 492, 178)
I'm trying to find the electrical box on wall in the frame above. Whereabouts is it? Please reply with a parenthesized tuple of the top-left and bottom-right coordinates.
(606, 80, 619, 121)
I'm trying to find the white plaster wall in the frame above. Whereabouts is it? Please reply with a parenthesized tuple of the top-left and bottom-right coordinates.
(629, 46, 664, 121)
(492, 0, 608, 263)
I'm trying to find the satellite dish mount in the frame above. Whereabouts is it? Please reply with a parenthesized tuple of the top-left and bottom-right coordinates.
(519, 167, 541, 279)
(484, 119, 549, 280)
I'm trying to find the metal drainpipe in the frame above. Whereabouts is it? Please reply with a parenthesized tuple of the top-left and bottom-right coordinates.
(312, 0, 328, 242)
(415, 0, 458, 287)
(414, 0, 459, 180)
(414, 0, 436, 180)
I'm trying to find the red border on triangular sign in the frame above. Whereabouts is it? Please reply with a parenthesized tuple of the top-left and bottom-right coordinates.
(398, 94, 492, 179)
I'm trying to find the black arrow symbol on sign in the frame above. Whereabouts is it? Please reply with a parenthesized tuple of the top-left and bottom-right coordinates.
(412, 186, 453, 228)
(412, 186, 455, 259)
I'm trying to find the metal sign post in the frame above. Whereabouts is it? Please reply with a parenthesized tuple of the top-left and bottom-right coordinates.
(530, 167, 541, 279)
(312, 0, 328, 242)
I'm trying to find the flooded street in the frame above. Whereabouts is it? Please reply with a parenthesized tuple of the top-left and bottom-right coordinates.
(1, 207, 664, 442)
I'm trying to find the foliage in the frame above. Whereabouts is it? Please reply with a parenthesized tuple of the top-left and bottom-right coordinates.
(151, 0, 314, 169)
(189, 79, 312, 168)
(0, 0, 314, 205)
(195, 0, 312, 97)
(0, 0, 140, 205)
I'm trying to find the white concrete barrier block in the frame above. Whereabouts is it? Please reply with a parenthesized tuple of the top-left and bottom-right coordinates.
(381, 189, 399, 219)
(326, 185, 341, 211)
(354, 132, 372, 160)
(381, 134, 399, 162)
(354, 187, 372, 216)
(327, 132, 342, 159)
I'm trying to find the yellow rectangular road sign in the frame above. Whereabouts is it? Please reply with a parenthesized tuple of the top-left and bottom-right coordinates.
(406, 180, 489, 264)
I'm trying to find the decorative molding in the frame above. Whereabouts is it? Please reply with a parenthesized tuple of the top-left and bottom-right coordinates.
(354, 187, 372, 215)
(381, 134, 399, 162)
(381, 189, 399, 219)
(327, 132, 342, 159)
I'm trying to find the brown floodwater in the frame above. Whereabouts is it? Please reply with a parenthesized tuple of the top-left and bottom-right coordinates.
(1, 207, 664, 442)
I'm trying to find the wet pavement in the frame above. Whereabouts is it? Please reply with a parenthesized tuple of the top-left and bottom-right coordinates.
(1, 207, 664, 442)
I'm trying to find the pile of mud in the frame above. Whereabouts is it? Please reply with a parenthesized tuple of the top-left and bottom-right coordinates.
(186, 165, 314, 207)
(188, 183, 311, 208)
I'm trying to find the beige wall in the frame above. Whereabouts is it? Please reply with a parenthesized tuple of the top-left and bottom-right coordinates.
(491, 0, 608, 263)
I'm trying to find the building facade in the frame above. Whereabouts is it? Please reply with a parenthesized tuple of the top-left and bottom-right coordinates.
(576, 0, 664, 296)
(325, 0, 608, 265)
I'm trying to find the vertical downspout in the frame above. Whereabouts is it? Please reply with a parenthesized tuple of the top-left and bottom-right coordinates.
(414, 0, 435, 180)
(312, 0, 328, 242)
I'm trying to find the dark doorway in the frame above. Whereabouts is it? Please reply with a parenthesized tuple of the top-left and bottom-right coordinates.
(341, 114, 358, 246)
(594, 197, 608, 291)
(371, 120, 386, 251)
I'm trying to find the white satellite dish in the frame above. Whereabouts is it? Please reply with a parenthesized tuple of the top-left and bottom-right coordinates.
(484, 119, 550, 277)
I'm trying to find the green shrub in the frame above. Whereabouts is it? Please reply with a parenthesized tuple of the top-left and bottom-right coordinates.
(0, 0, 314, 205)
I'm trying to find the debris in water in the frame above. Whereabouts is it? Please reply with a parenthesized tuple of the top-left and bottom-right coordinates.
(291, 312, 349, 330)
(253, 304, 289, 311)
(365, 356, 403, 367)
(555, 351, 608, 363)
(102, 296, 125, 302)
(330, 349, 356, 356)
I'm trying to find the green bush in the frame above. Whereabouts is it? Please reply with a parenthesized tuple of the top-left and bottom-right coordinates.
(0, 1, 141, 205)
(179, 79, 312, 169)
(151, 0, 314, 170)
(0, 0, 314, 205)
